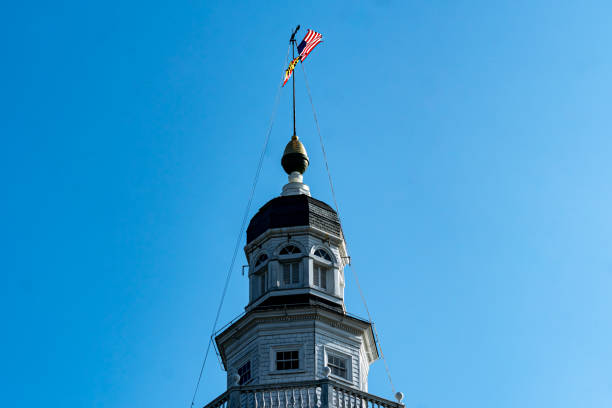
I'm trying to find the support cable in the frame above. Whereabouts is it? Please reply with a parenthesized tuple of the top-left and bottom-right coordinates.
(189, 44, 291, 408)
(300, 62, 397, 396)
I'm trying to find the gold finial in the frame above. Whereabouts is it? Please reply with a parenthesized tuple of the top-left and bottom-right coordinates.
(281, 135, 309, 175)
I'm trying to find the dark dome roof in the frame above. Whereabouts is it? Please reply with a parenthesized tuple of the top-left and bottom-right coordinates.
(246, 195, 342, 244)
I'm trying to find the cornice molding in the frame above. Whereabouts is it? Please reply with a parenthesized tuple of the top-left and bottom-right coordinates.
(215, 305, 377, 365)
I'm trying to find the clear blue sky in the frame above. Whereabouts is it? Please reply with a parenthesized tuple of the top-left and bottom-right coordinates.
(2, 1, 611, 407)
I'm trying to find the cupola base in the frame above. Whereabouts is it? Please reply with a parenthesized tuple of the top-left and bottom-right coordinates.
(281, 171, 311, 196)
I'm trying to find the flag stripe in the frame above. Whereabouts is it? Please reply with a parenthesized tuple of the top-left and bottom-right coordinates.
(297, 29, 322, 62)
(300, 39, 321, 61)
(305, 30, 317, 42)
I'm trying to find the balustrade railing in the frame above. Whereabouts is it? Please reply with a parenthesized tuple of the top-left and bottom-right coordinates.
(331, 383, 398, 408)
(203, 390, 229, 408)
(240, 382, 321, 408)
(202, 379, 402, 408)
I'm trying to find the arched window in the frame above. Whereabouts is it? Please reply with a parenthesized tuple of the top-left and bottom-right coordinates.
(278, 245, 301, 286)
(314, 248, 332, 262)
(255, 254, 268, 267)
(279, 245, 301, 255)
(313, 248, 332, 291)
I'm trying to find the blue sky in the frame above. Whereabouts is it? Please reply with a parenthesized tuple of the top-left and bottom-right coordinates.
(2, 1, 611, 407)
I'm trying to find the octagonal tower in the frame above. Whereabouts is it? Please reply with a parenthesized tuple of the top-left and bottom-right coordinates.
(214, 135, 379, 393)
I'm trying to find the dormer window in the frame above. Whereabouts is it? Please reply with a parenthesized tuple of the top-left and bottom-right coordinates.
(279, 245, 301, 255)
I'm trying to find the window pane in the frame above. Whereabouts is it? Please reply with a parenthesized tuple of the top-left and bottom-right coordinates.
(280, 245, 301, 255)
(291, 263, 299, 283)
(276, 350, 299, 370)
(321, 268, 327, 289)
(238, 360, 251, 385)
(314, 249, 332, 261)
(313, 266, 328, 290)
(328, 354, 347, 379)
(283, 264, 290, 284)
(331, 365, 346, 377)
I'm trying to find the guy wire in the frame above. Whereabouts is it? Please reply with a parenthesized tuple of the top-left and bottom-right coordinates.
(300, 62, 397, 396)
(189, 43, 291, 408)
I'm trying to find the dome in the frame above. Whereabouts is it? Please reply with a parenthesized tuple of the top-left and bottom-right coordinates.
(281, 135, 309, 175)
(246, 194, 341, 244)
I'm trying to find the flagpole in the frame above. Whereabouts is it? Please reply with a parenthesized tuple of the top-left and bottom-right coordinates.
(292, 40, 296, 136)
(290, 25, 300, 136)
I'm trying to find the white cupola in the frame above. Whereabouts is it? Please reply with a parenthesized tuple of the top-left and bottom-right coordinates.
(214, 135, 378, 393)
(244, 134, 348, 312)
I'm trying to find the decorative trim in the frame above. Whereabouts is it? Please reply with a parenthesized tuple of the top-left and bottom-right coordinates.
(245, 225, 345, 256)
(215, 305, 379, 367)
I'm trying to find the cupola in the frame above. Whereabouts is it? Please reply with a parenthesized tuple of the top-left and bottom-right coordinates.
(244, 135, 348, 312)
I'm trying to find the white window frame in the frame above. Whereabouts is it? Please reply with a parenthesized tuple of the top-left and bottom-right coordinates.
(311, 247, 334, 292)
(324, 346, 352, 383)
(269, 345, 304, 375)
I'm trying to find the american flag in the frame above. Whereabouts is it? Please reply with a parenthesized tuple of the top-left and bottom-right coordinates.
(297, 29, 323, 62)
